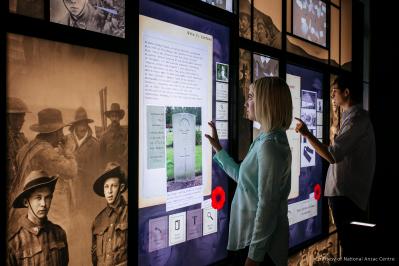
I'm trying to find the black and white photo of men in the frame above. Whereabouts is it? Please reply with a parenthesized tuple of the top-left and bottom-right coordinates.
(301, 90, 317, 109)
(50, 0, 125, 38)
(301, 108, 317, 129)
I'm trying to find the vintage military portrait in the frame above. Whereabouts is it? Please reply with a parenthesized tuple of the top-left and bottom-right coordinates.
(50, 0, 125, 38)
(6, 33, 128, 265)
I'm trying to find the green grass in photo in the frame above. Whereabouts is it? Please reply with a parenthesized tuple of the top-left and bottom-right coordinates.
(166, 130, 173, 146)
(195, 145, 202, 175)
(166, 130, 202, 181)
(167, 146, 174, 180)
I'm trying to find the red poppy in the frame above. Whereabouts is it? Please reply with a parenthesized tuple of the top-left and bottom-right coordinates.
(211, 186, 226, 210)
(314, 184, 321, 200)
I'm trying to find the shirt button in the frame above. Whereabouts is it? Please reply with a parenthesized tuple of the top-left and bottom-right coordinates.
(108, 238, 111, 242)
(110, 224, 113, 227)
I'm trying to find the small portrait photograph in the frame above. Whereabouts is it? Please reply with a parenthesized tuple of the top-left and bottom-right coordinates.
(317, 98, 323, 112)
(6, 33, 128, 266)
(301, 89, 317, 109)
(301, 108, 316, 129)
(165, 107, 202, 192)
(9, 0, 44, 19)
(216, 62, 229, 82)
(50, 0, 125, 38)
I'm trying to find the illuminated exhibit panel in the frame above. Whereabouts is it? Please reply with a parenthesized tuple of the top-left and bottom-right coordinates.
(253, 0, 282, 49)
(293, 0, 327, 47)
(139, 15, 212, 211)
(139, 0, 230, 265)
(286, 64, 324, 248)
(7, 33, 128, 266)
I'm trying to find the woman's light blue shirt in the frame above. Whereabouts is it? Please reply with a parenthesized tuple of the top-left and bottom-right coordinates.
(213, 129, 291, 266)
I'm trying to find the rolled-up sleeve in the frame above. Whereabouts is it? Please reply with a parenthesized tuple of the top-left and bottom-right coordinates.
(328, 116, 367, 163)
(248, 141, 281, 262)
(213, 149, 240, 183)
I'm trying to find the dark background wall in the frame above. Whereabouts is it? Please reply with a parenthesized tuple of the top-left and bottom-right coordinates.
(369, 0, 399, 258)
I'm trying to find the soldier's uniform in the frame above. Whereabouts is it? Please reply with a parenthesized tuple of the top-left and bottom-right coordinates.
(7, 170, 69, 266)
(64, 107, 101, 266)
(65, 130, 99, 202)
(7, 97, 30, 201)
(7, 129, 28, 189)
(10, 108, 77, 234)
(99, 103, 128, 172)
(8, 217, 69, 266)
(92, 197, 128, 266)
(91, 162, 128, 266)
(65, 107, 100, 206)
(8, 130, 28, 160)
(58, 1, 103, 32)
(99, 124, 127, 170)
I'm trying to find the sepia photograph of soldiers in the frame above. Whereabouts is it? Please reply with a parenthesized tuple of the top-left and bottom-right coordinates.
(7, 170, 69, 266)
(6, 33, 128, 266)
(92, 162, 128, 265)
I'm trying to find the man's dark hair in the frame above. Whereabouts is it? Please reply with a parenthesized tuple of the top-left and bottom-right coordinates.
(332, 75, 362, 103)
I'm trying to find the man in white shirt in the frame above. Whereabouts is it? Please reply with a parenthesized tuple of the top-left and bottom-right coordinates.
(295, 75, 376, 258)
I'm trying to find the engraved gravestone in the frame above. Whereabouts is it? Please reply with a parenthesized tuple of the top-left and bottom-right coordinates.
(172, 113, 196, 181)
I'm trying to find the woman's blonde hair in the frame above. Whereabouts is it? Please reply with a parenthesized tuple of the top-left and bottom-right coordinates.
(252, 77, 293, 132)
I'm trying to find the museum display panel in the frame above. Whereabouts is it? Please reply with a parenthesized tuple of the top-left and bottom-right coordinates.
(3, 0, 362, 263)
(139, 0, 231, 264)
(286, 64, 324, 248)
(6, 33, 128, 266)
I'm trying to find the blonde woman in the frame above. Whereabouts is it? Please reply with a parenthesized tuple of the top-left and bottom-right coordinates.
(206, 77, 292, 266)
